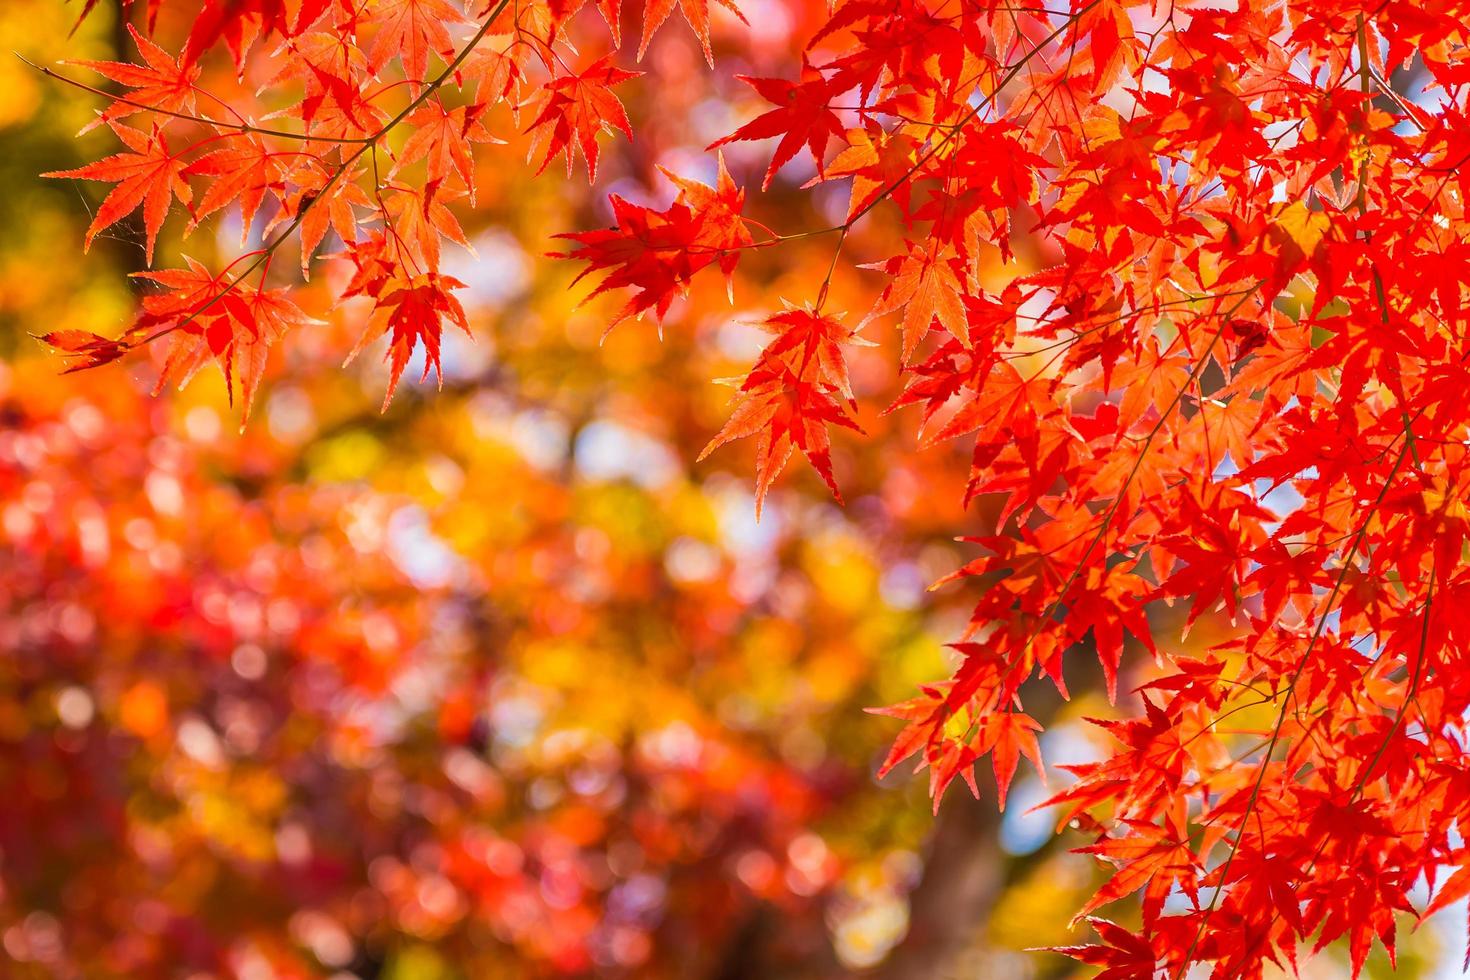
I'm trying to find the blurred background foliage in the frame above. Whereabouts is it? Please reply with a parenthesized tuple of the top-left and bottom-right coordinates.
(0, 0, 1455, 977)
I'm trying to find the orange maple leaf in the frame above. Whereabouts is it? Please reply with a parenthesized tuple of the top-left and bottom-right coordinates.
(43, 120, 192, 266)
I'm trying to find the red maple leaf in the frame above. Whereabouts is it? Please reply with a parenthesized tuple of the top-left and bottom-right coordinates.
(863, 241, 970, 358)
(756, 304, 871, 399)
(33, 330, 133, 372)
(43, 120, 191, 265)
(524, 56, 641, 182)
(184, 136, 288, 242)
(347, 272, 472, 409)
(708, 60, 845, 190)
(1051, 918, 1159, 980)
(67, 24, 200, 130)
(553, 154, 752, 330)
(1075, 821, 1197, 924)
(135, 257, 316, 419)
(270, 159, 372, 276)
(698, 355, 862, 517)
(637, 0, 746, 66)
(393, 100, 502, 201)
(973, 710, 1044, 812)
(367, 0, 467, 83)
(183, 0, 334, 66)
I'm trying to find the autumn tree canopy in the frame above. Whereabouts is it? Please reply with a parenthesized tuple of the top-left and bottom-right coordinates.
(24, 0, 1470, 975)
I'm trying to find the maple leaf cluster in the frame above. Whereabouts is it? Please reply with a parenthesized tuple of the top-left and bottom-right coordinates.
(43, 0, 736, 415)
(558, 0, 1470, 974)
(39, 0, 1470, 974)
(553, 154, 753, 328)
(688, 303, 866, 517)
